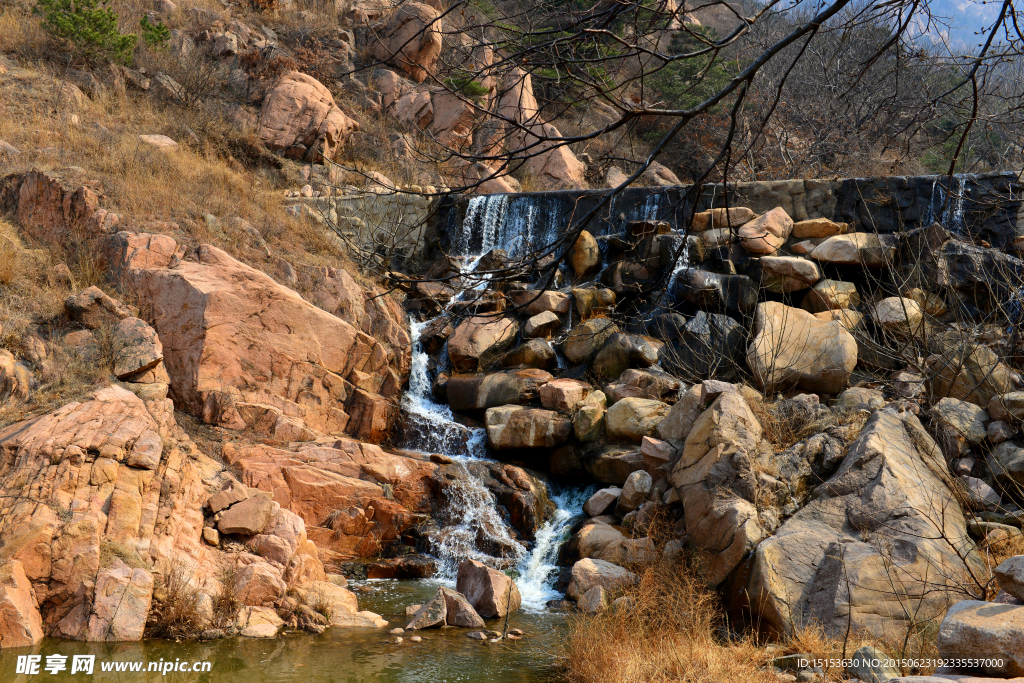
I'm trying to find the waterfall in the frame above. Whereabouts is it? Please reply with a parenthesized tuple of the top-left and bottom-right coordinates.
(923, 175, 969, 234)
(516, 487, 594, 611)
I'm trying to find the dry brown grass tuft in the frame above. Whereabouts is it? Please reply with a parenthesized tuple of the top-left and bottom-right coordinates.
(147, 561, 208, 640)
(564, 556, 778, 683)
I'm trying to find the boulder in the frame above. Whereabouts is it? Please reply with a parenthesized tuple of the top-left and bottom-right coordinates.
(759, 256, 821, 293)
(448, 316, 520, 372)
(961, 476, 1000, 511)
(932, 397, 989, 445)
(996, 557, 1024, 601)
(0, 560, 44, 648)
(11, 170, 119, 249)
(498, 339, 557, 370)
(656, 384, 703, 441)
(791, 218, 845, 238)
(234, 561, 287, 607)
(578, 586, 610, 614)
(738, 207, 794, 254)
(112, 317, 163, 380)
(570, 231, 600, 276)
(208, 480, 249, 513)
(258, 71, 358, 161)
(574, 391, 607, 442)
(928, 342, 1013, 407)
(604, 368, 680, 404)
(485, 406, 572, 449)
(218, 495, 275, 536)
(591, 334, 660, 382)
(563, 318, 619, 366)
(0, 351, 32, 403)
(746, 302, 857, 395)
(583, 445, 645, 484)
(370, 3, 443, 83)
(906, 287, 947, 316)
(615, 471, 652, 516)
(674, 269, 757, 313)
(406, 588, 447, 629)
(509, 290, 571, 316)
(671, 392, 764, 585)
(456, 559, 521, 618)
(873, 297, 924, 331)
(990, 392, 1024, 422)
(237, 606, 284, 638)
(573, 288, 615, 318)
(641, 436, 677, 471)
(446, 369, 552, 412)
(988, 441, 1024, 486)
(583, 488, 622, 517)
(691, 207, 755, 231)
(523, 311, 561, 338)
(847, 645, 900, 683)
(834, 387, 885, 411)
(659, 311, 745, 383)
(989, 421, 1016, 443)
(441, 586, 485, 628)
(566, 558, 636, 601)
(809, 232, 897, 267)
(539, 378, 592, 411)
(605, 398, 670, 442)
(65, 286, 135, 329)
(131, 245, 406, 443)
(575, 521, 628, 564)
(747, 409, 980, 637)
(803, 279, 860, 312)
(813, 309, 864, 330)
(937, 600, 1024, 676)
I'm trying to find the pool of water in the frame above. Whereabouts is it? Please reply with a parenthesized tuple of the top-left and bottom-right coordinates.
(0, 579, 568, 683)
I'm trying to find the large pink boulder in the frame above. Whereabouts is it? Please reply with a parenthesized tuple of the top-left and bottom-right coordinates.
(258, 71, 359, 162)
(370, 3, 443, 83)
(456, 559, 521, 618)
(130, 245, 404, 442)
(738, 207, 794, 254)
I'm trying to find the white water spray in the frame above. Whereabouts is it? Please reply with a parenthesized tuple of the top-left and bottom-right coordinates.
(516, 487, 594, 610)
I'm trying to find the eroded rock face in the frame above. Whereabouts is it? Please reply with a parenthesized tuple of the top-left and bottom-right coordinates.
(258, 71, 358, 162)
(0, 560, 44, 648)
(485, 406, 572, 449)
(10, 170, 119, 249)
(747, 408, 980, 638)
(131, 245, 405, 443)
(371, 3, 443, 83)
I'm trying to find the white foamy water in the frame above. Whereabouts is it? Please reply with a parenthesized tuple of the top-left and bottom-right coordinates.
(516, 486, 594, 611)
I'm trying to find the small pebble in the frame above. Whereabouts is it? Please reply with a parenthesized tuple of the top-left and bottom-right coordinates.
(410, 636, 422, 643)
(467, 631, 487, 641)
(389, 627, 404, 635)
(391, 636, 403, 644)
(508, 628, 524, 636)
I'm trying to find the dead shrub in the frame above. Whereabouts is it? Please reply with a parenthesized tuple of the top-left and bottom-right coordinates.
(213, 563, 241, 627)
(147, 561, 207, 640)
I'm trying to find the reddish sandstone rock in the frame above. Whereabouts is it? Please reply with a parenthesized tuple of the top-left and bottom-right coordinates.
(258, 71, 359, 162)
(456, 559, 521, 618)
(0, 560, 44, 648)
(738, 207, 794, 255)
(10, 170, 119, 249)
(130, 245, 403, 443)
(370, 3, 443, 83)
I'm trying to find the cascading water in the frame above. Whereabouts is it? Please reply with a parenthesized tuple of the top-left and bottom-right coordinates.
(923, 174, 970, 234)
(516, 487, 594, 611)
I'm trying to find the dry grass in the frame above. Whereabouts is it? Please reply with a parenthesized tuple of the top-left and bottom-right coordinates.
(564, 556, 780, 683)
(746, 391, 867, 451)
(147, 561, 208, 640)
(212, 563, 241, 627)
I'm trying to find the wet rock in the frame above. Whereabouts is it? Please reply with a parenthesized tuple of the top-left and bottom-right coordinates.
(485, 406, 572, 449)
(446, 369, 553, 412)
(659, 311, 745, 383)
(456, 559, 521, 618)
(497, 339, 557, 370)
(675, 269, 757, 314)
(591, 333, 661, 382)
(572, 288, 615, 318)
(563, 318, 619, 366)
(406, 589, 447, 629)
(523, 311, 561, 338)
(366, 556, 436, 579)
(605, 398, 670, 442)
(441, 587, 486, 628)
(237, 606, 284, 638)
(508, 290, 571, 316)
